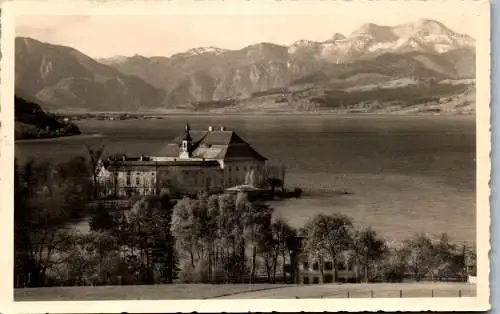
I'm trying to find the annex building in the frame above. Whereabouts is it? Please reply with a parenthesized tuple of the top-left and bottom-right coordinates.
(97, 123, 268, 198)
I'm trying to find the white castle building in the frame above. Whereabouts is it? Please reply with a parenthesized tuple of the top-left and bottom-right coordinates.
(97, 123, 268, 197)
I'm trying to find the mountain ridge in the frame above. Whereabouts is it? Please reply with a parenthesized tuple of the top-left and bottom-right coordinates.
(16, 19, 475, 112)
(16, 37, 165, 111)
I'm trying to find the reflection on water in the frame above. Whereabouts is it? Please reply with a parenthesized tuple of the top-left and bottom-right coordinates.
(15, 115, 476, 244)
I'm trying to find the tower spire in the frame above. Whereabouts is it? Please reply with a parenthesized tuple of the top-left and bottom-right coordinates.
(183, 122, 192, 142)
(180, 122, 192, 158)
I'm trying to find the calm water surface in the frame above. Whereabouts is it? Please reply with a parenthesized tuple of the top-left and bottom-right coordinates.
(16, 115, 476, 244)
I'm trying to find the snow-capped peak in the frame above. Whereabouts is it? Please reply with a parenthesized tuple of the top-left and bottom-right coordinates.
(351, 23, 397, 42)
(185, 47, 227, 56)
(286, 19, 475, 63)
(393, 18, 453, 38)
(290, 39, 319, 48)
(98, 55, 132, 65)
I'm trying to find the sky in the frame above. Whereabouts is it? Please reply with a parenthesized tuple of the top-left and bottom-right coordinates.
(14, 1, 482, 59)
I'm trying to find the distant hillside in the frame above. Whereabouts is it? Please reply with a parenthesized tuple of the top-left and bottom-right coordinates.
(15, 95, 82, 140)
(17, 19, 475, 113)
(15, 37, 165, 112)
(203, 79, 475, 115)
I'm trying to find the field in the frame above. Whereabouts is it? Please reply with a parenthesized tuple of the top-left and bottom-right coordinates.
(14, 282, 476, 300)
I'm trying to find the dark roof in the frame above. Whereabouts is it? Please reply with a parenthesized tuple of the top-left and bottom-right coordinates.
(157, 128, 267, 161)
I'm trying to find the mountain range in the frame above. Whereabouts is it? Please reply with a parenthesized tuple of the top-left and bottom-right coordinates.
(15, 19, 476, 113)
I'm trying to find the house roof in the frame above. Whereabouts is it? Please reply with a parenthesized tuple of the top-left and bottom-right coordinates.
(156, 128, 267, 161)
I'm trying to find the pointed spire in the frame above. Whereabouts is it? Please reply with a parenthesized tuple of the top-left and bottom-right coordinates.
(183, 122, 192, 142)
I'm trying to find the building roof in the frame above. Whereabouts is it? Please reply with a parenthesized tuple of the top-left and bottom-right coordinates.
(156, 127, 267, 161)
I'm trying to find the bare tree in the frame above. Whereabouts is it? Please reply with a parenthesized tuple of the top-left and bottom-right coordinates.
(84, 142, 107, 199)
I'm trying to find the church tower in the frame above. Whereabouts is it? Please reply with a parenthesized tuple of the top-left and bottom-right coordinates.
(179, 122, 193, 159)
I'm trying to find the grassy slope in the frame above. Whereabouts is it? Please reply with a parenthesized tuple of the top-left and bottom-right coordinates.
(14, 283, 291, 301)
(207, 81, 474, 115)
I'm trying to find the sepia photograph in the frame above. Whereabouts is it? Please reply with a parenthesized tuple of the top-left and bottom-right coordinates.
(0, 0, 491, 312)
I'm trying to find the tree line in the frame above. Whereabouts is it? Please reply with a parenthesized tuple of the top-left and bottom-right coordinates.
(14, 156, 476, 287)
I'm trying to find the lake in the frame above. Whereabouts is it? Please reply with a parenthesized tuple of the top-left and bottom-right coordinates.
(15, 114, 476, 245)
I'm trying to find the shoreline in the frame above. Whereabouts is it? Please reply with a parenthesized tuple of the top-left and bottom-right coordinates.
(61, 111, 476, 119)
(15, 133, 103, 143)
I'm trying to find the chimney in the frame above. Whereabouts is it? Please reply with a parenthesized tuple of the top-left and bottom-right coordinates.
(220, 125, 226, 131)
(208, 125, 213, 132)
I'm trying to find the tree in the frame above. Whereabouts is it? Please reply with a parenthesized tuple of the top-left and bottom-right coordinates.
(241, 198, 272, 282)
(171, 192, 277, 283)
(89, 202, 115, 232)
(430, 233, 456, 280)
(352, 227, 387, 282)
(122, 194, 177, 284)
(14, 158, 91, 287)
(401, 233, 436, 281)
(302, 214, 354, 282)
(381, 247, 408, 282)
(84, 142, 107, 199)
(259, 218, 296, 283)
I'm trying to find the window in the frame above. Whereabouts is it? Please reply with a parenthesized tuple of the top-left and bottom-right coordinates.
(313, 277, 320, 284)
(228, 166, 232, 172)
(337, 262, 346, 271)
(312, 262, 319, 271)
(303, 262, 309, 270)
(303, 277, 310, 284)
(126, 172, 131, 185)
(243, 166, 247, 172)
(235, 166, 239, 171)
(136, 176, 140, 185)
(324, 261, 333, 271)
